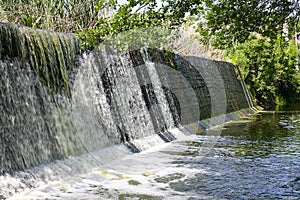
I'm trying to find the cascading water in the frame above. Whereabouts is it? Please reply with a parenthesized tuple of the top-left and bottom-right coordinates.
(0, 22, 80, 174)
(0, 23, 255, 198)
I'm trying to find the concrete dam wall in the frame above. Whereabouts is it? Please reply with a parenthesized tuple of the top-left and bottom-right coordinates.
(0, 22, 254, 178)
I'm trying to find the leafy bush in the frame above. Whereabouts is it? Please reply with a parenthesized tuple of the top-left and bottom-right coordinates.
(226, 34, 300, 107)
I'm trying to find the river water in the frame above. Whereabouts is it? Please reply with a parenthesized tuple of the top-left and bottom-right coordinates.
(10, 108, 300, 200)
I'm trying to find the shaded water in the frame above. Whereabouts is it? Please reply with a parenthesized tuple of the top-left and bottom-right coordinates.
(11, 109, 300, 199)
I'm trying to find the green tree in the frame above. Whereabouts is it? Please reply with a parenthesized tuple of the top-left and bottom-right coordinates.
(226, 34, 300, 107)
(196, 0, 299, 49)
(194, 0, 300, 106)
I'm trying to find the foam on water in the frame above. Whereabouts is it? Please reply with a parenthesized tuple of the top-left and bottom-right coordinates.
(8, 132, 203, 200)
(0, 23, 255, 198)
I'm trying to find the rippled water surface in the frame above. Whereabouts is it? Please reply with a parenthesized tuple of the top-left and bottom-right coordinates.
(11, 108, 300, 200)
(170, 111, 300, 199)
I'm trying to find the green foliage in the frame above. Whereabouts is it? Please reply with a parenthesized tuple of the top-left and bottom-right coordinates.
(76, 0, 190, 49)
(0, 0, 202, 48)
(196, 0, 299, 49)
(226, 34, 300, 107)
(0, 0, 117, 32)
(99, 27, 179, 53)
(195, 0, 300, 107)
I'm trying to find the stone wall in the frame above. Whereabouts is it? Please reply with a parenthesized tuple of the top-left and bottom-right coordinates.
(0, 23, 253, 174)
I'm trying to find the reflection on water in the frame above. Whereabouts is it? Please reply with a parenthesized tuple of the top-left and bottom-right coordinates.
(220, 113, 300, 158)
(10, 109, 300, 200)
(168, 110, 300, 199)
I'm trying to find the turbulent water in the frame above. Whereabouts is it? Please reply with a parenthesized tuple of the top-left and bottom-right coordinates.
(8, 109, 300, 200)
(2, 22, 294, 199)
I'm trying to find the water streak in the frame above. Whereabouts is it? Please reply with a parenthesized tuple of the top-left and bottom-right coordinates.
(0, 23, 254, 198)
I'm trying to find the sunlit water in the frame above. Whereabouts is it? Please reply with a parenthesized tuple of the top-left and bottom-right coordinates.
(10, 109, 300, 200)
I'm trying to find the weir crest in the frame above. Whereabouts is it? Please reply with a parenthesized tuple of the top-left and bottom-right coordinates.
(0, 23, 255, 198)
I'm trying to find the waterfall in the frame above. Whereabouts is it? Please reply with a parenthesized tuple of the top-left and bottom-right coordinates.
(0, 23, 255, 198)
(0, 22, 80, 174)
